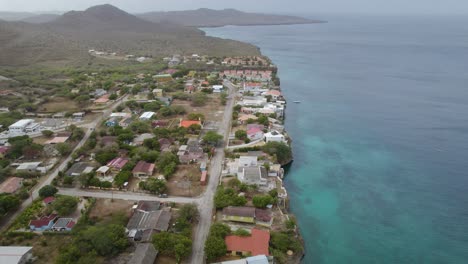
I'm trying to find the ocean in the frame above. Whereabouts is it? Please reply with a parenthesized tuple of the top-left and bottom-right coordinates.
(203, 15, 468, 264)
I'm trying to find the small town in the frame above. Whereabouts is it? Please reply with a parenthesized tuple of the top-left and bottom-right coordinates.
(0, 54, 302, 264)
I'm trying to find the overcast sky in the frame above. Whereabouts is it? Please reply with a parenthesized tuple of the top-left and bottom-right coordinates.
(0, 0, 467, 14)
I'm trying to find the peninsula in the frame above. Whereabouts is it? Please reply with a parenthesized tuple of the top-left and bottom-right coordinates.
(0, 4, 303, 264)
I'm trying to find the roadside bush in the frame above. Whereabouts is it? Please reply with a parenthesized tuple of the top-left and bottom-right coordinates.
(38, 185, 58, 198)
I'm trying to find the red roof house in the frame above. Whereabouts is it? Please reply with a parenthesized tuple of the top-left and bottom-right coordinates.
(132, 161, 155, 178)
(225, 228, 270, 256)
(0, 146, 9, 157)
(180, 120, 202, 128)
(43, 196, 56, 205)
(29, 214, 58, 231)
(107, 157, 129, 171)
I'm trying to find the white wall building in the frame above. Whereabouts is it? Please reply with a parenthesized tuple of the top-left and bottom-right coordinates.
(139, 112, 155, 120)
(264, 131, 287, 143)
(8, 119, 40, 136)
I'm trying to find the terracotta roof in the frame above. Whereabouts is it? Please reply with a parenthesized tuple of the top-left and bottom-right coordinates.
(180, 120, 201, 128)
(43, 196, 55, 204)
(255, 209, 272, 222)
(30, 214, 57, 228)
(0, 177, 22, 194)
(222, 206, 255, 218)
(247, 127, 263, 135)
(266, 90, 281, 96)
(225, 228, 270, 256)
(107, 157, 129, 169)
(132, 161, 155, 174)
(0, 146, 9, 154)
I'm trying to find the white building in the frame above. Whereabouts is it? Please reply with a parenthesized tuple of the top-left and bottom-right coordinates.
(0, 246, 33, 264)
(8, 119, 40, 136)
(139, 112, 155, 120)
(264, 131, 287, 143)
(212, 85, 224, 93)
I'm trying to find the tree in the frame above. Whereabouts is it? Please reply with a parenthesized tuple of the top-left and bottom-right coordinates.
(157, 152, 179, 178)
(39, 185, 58, 198)
(252, 194, 274, 208)
(95, 149, 118, 165)
(0, 194, 20, 215)
(114, 171, 131, 187)
(235, 130, 247, 141)
(187, 113, 204, 121)
(56, 143, 72, 156)
(262, 142, 292, 165)
(205, 223, 230, 262)
(192, 93, 208, 106)
(203, 131, 223, 146)
(41, 130, 54, 137)
(53, 196, 78, 215)
(175, 241, 191, 263)
(77, 224, 128, 256)
(139, 178, 166, 194)
(178, 203, 199, 223)
(109, 94, 118, 100)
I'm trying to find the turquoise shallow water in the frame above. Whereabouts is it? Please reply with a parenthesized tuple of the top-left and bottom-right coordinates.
(203, 15, 468, 264)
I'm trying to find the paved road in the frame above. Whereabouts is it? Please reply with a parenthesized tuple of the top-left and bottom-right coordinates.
(0, 96, 127, 232)
(58, 188, 200, 204)
(188, 80, 236, 264)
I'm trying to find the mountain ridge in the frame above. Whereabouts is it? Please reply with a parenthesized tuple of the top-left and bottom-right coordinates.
(138, 8, 323, 27)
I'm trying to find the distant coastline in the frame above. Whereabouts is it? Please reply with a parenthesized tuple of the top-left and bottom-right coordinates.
(198, 20, 326, 28)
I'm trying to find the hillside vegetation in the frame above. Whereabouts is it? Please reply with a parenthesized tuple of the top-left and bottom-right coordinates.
(0, 5, 260, 67)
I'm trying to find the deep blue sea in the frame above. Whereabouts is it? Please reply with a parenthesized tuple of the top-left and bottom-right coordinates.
(203, 15, 468, 264)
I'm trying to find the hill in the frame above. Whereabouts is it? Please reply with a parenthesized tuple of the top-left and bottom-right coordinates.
(0, 11, 36, 21)
(138, 8, 322, 27)
(0, 4, 260, 67)
(21, 14, 60, 23)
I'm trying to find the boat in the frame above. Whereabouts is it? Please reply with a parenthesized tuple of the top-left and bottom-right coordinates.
(293, 101, 301, 103)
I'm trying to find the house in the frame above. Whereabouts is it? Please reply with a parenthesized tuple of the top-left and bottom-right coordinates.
(237, 114, 258, 124)
(107, 157, 129, 172)
(96, 166, 110, 177)
(51, 218, 75, 231)
(268, 164, 284, 178)
(201, 171, 207, 186)
(94, 94, 110, 104)
(238, 156, 258, 167)
(241, 97, 267, 107)
(132, 161, 155, 178)
(66, 162, 94, 177)
(0, 146, 8, 158)
(139, 112, 155, 120)
(237, 166, 268, 187)
(45, 136, 69, 145)
(92, 89, 107, 98)
(29, 214, 57, 231)
(8, 119, 40, 136)
(212, 255, 271, 264)
(16, 162, 42, 173)
(158, 138, 173, 152)
(153, 74, 173, 83)
(255, 209, 274, 227)
(126, 209, 171, 242)
(222, 206, 255, 224)
(243, 82, 263, 92)
(225, 228, 270, 256)
(0, 246, 33, 264)
(265, 90, 282, 100)
(213, 85, 224, 93)
(110, 112, 131, 119)
(264, 131, 286, 143)
(133, 133, 155, 146)
(177, 140, 205, 164)
(152, 89, 163, 97)
(43, 196, 55, 205)
(179, 119, 202, 129)
(105, 117, 118, 127)
(72, 112, 85, 119)
(247, 127, 264, 141)
(152, 120, 168, 128)
(128, 243, 158, 264)
(134, 201, 161, 212)
(0, 177, 23, 194)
